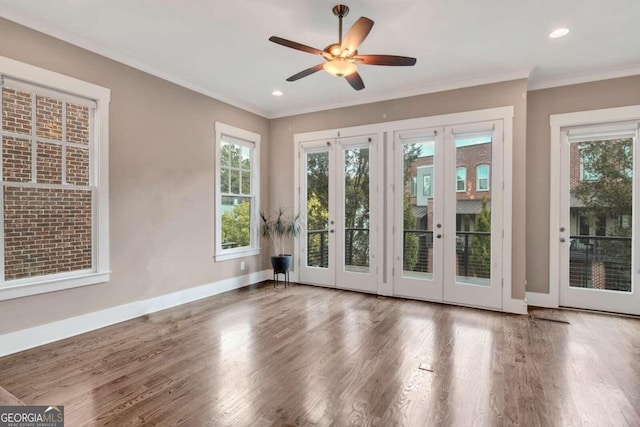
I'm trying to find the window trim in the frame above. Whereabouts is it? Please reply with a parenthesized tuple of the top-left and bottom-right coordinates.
(476, 164, 490, 191)
(214, 122, 261, 262)
(0, 55, 110, 301)
(456, 167, 466, 192)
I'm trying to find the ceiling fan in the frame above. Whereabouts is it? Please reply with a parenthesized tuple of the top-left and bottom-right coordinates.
(269, 4, 417, 91)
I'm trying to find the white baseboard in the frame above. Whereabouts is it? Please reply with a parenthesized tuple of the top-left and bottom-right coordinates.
(0, 269, 272, 358)
(525, 291, 558, 308)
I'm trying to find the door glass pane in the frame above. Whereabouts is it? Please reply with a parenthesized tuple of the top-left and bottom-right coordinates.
(455, 134, 492, 285)
(344, 147, 370, 273)
(306, 151, 329, 268)
(402, 139, 434, 279)
(569, 138, 633, 292)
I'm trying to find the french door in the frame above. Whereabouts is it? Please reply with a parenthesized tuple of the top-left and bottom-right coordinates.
(557, 120, 640, 315)
(298, 135, 378, 293)
(393, 121, 504, 310)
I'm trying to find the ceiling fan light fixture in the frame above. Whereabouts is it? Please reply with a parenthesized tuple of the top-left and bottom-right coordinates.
(323, 59, 357, 77)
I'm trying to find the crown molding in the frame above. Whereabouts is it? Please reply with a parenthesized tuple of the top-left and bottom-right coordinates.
(528, 63, 640, 91)
(5, 7, 639, 120)
(267, 69, 531, 119)
(0, 10, 270, 118)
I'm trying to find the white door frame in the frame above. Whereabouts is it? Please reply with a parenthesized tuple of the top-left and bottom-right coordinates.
(293, 106, 520, 313)
(293, 125, 385, 293)
(442, 120, 504, 310)
(392, 127, 444, 302)
(335, 134, 379, 293)
(548, 105, 640, 313)
(297, 138, 336, 287)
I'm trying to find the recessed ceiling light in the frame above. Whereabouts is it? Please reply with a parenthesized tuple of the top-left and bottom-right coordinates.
(549, 28, 570, 38)
(272, 90, 284, 96)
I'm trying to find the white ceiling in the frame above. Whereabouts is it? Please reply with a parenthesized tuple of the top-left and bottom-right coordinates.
(1, 0, 639, 118)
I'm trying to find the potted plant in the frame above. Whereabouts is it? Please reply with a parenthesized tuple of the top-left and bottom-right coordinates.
(260, 207, 304, 275)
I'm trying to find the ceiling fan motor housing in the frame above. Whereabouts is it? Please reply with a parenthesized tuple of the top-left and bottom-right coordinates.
(332, 5, 349, 18)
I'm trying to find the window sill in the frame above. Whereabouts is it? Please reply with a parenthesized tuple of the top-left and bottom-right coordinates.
(0, 271, 111, 301)
(215, 248, 260, 262)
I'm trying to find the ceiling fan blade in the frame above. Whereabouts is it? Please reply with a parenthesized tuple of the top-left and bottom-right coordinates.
(354, 55, 417, 66)
(269, 36, 324, 56)
(345, 72, 365, 91)
(341, 17, 374, 54)
(286, 63, 325, 82)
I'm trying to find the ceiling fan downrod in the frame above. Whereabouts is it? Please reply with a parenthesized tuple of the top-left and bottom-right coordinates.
(332, 4, 349, 44)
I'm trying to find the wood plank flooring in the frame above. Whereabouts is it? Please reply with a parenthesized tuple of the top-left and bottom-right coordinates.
(0, 282, 639, 426)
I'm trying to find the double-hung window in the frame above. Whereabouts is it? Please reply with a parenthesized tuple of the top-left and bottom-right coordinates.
(477, 164, 490, 191)
(215, 122, 260, 261)
(456, 167, 466, 192)
(0, 56, 110, 300)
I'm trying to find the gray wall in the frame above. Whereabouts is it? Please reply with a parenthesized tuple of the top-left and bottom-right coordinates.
(526, 75, 640, 294)
(270, 79, 528, 300)
(0, 18, 270, 335)
(3, 13, 638, 336)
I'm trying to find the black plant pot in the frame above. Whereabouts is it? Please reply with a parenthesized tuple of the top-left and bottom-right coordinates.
(270, 255, 292, 274)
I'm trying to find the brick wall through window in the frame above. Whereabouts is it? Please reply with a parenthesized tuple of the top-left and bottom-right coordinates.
(1, 84, 94, 281)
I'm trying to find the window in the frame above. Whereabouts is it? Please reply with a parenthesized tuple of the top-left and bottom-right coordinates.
(580, 139, 632, 181)
(477, 165, 490, 191)
(423, 174, 432, 197)
(416, 165, 432, 206)
(596, 215, 607, 236)
(409, 176, 417, 196)
(0, 56, 110, 301)
(579, 213, 590, 235)
(580, 148, 600, 181)
(456, 167, 466, 192)
(215, 122, 260, 261)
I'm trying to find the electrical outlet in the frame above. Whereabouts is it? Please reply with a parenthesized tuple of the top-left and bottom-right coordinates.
(240, 261, 245, 271)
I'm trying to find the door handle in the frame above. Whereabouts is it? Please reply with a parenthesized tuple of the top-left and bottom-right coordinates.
(330, 229, 335, 233)
(436, 234, 442, 239)
(560, 237, 566, 242)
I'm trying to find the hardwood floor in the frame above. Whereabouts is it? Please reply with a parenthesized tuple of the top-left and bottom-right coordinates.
(1, 282, 639, 426)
